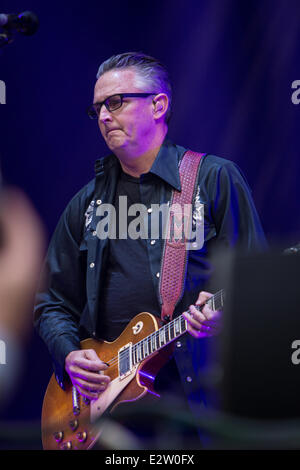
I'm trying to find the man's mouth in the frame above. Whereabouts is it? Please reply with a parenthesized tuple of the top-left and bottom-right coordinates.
(106, 128, 121, 135)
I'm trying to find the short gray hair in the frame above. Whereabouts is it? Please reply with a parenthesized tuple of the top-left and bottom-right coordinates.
(96, 52, 172, 123)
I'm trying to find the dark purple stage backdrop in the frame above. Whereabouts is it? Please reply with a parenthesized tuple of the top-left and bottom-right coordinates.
(0, 0, 299, 449)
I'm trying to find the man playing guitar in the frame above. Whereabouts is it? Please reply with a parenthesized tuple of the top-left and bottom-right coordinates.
(35, 52, 266, 449)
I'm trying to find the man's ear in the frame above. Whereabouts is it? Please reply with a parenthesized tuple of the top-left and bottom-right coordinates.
(152, 93, 169, 121)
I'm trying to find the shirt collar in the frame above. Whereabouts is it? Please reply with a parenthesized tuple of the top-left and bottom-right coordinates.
(147, 138, 186, 191)
(95, 137, 186, 192)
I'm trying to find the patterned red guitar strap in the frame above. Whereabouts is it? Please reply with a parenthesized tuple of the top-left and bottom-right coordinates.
(159, 150, 205, 322)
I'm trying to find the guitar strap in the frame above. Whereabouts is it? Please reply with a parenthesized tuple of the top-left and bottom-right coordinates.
(159, 150, 205, 322)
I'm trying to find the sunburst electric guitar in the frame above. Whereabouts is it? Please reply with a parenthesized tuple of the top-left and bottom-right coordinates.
(41, 289, 224, 450)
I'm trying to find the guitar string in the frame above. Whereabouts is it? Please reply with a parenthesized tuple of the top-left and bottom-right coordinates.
(125, 288, 225, 359)
(102, 289, 225, 369)
(103, 318, 182, 368)
(103, 289, 225, 369)
(101, 289, 225, 370)
(103, 316, 186, 369)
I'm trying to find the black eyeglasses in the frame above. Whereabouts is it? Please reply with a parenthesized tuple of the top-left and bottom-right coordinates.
(87, 93, 158, 119)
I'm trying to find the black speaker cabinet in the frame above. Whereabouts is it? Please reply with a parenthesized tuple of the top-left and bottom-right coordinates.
(214, 249, 300, 419)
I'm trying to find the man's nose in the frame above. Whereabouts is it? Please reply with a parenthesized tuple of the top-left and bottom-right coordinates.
(99, 105, 112, 123)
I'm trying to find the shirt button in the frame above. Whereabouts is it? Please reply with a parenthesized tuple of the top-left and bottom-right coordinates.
(150, 240, 156, 245)
(176, 341, 182, 348)
(90, 262, 95, 268)
(92, 231, 97, 236)
(147, 207, 153, 213)
(186, 376, 193, 383)
(156, 272, 160, 278)
(96, 199, 102, 205)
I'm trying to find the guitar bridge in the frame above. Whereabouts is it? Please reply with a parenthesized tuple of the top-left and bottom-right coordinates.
(118, 342, 133, 380)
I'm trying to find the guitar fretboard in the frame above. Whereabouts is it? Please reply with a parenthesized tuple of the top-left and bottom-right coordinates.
(131, 289, 225, 366)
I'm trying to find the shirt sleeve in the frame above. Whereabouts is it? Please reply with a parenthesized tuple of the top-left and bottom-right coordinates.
(34, 189, 89, 387)
(204, 157, 267, 251)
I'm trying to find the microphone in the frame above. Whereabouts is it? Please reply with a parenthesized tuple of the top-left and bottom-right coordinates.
(0, 11, 39, 36)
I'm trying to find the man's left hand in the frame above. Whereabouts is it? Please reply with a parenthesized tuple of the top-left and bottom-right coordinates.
(182, 291, 223, 339)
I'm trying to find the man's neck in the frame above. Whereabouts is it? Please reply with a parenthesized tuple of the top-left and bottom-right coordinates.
(115, 128, 167, 178)
(117, 147, 160, 178)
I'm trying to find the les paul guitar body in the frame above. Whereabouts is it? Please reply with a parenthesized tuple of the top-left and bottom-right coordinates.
(41, 289, 224, 450)
(41, 312, 174, 450)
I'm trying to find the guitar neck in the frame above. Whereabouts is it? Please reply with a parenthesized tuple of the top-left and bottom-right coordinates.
(131, 289, 225, 366)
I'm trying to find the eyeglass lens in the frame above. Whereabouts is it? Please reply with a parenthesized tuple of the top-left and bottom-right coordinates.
(105, 95, 122, 111)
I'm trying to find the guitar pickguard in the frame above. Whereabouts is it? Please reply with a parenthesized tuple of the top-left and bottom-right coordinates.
(90, 364, 139, 423)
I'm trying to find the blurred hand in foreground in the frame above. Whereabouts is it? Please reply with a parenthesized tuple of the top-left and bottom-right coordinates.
(0, 187, 45, 340)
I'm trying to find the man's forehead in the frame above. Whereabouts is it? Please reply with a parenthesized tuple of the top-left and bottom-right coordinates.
(94, 68, 142, 100)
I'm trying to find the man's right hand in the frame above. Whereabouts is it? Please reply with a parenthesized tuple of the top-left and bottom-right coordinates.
(65, 349, 111, 400)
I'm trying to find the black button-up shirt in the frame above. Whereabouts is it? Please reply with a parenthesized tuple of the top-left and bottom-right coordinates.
(34, 138, 267, 402)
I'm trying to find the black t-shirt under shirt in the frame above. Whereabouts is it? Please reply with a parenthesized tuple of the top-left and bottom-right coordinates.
(97, 170, 186, 397)
(98, 169, 161, 342)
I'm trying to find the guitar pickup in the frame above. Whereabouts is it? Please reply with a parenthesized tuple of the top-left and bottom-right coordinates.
(118, 342, 133, 380)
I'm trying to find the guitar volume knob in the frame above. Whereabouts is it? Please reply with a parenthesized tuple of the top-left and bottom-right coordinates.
(53, 431, 63, 443)
(69, 419, 79, 431)
(60, 441, 72, 450)
(76, 431, 87, 443)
